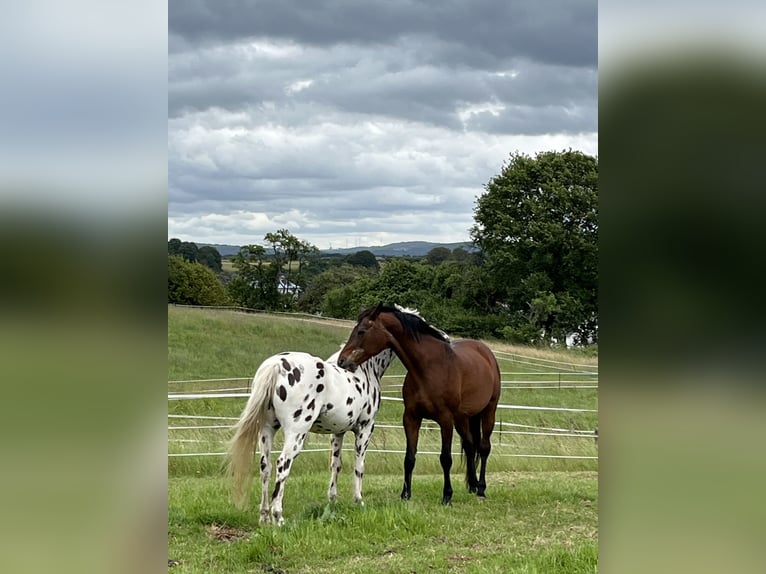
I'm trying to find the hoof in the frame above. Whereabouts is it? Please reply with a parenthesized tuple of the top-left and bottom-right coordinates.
(441, 496, 452, 506)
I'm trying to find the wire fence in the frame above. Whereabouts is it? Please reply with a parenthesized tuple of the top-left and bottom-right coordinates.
(168, 328, 598, 463)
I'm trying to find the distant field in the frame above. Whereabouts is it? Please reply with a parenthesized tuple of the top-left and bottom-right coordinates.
(168, 305, 598, 572)
(221, 259, 236, 273)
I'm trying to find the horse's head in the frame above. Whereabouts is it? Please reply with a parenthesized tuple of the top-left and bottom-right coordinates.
(337, 302, 390, 372)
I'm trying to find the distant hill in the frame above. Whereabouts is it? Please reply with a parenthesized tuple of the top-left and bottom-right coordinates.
(323, 241, 477, 257)
(198, 240, 477, 258)
(197, 243, 243, 257)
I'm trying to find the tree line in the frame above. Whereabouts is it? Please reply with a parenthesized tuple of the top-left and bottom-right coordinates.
(168, 150, 598, 347)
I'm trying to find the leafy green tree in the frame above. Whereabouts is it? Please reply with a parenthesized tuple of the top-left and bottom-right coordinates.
(471, 150, 598, 345)
(345, 250, 379, 270)
(450, 247, 472, 263)
(168, 238, 182, 255)
(425, 246, 451, 266)
(263, 229, 320, 307)
(197, 245, 222, 272)
(167, 255, 229, 305)
(227, 245, 279, 309)
(372, 258, 435, 307)
(298, 264, 374, 314)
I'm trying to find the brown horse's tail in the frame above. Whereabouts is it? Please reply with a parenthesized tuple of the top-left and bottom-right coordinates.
(226, 360, 280, 509)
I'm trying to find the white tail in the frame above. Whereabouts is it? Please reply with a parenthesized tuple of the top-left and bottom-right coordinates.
(227, 360, 280, 508)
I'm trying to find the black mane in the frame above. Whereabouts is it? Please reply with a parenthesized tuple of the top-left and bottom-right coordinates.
(359, 304, 450, 343)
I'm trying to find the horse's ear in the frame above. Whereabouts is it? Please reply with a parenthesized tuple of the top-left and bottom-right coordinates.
(369, 301, 383, 319)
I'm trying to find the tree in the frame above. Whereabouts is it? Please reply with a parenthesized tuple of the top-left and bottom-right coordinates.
(345, 250, 379, 270)
(298, 264, 374, 314)
(168, 238, 182, 255)
(197, 245, 222, 272)
(450, 247, 472, 263)
(227, 245, 279, 309)
(425, 246, 451, 266)
(263, 229, 320, 306)
(471, 150, 598, 345)
(168, 255, 229, 305)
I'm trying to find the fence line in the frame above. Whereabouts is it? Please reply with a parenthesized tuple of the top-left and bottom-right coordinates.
(380, 386, 598, 392)
(168, 423, 596, 439)
(168, 372, 597, 385)
(167, 414, 595, 435)
(169, 377, 251, 384)
(170, 383, 596, 394)
(491, 349, 598, 371)
(494, 355, 598, 374)
(168, 414, 240, 421)
(168, 391, 596, 413)
(172, 304, 355, 326)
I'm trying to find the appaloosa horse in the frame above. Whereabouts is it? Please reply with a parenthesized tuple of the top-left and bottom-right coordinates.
(337, 303, 501, 505)
(227, 347, 393, 525)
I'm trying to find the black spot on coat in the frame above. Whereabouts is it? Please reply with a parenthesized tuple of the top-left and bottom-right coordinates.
(278, 385, 287, 401)
(316, 384, 325, 392)
(281, 358, 290, 370)
(293, 408, 303, 420)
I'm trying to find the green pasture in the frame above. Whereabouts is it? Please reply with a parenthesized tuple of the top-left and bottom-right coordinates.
(168, 305, 598, 572)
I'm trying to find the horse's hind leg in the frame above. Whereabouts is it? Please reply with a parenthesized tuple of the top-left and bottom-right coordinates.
(477, 407, 497, 498)
(258, 426, 275, 524)
(465, 415, 482, 493)
(454, 415, 478, 494)
(270, 431, 308, 526)
(327, 433, 345, 502)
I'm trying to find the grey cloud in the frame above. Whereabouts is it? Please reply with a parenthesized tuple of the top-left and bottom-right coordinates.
(169, 0, 596, 68)
(168, 1, 597, 248)
(169, 36, 596, 134)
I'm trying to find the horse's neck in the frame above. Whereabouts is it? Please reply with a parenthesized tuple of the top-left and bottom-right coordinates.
(389, 334, 445, 377)
(362, 349, 394, 382)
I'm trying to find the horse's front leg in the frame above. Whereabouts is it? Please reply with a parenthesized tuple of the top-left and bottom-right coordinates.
(401, 409, 422, 500)
(327, 433, 344, 502)
(352, 426, 373, 505)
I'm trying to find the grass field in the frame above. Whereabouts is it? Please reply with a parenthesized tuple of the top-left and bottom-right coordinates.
(168, 305, 598, 572)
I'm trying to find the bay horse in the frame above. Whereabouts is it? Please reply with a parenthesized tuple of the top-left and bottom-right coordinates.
(337, 303, 501, 505)
(227, 347, 394, 525)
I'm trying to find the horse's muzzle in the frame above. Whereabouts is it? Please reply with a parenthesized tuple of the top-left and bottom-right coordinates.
(336, 357, 358, 372)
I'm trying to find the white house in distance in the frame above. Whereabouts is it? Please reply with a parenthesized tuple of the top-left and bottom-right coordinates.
(276, 275, 301, 298)
(251, 274, 302, 299)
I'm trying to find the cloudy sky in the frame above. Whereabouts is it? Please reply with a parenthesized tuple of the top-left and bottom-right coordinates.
(168, 0, 597, 250)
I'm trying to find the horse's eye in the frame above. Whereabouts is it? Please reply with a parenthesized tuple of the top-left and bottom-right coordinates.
(357, 329, 366, 336)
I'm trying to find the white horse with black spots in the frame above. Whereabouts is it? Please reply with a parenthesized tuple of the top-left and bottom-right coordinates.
(227, 347, 394, 526)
